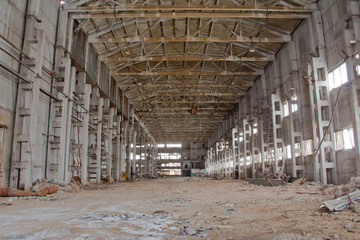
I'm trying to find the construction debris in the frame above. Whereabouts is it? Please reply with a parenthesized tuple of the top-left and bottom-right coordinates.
(0, 184, 59, 197)
(0, 179, 60, 197)
(48, 179, 68, 187)
(247, 178, 283, 187)
(142, 174, 157, 179)
(179, 226, 197, 236)
(0, 187, 36, 197)
(321, 189, 360, 212)
(35, 185, 59, 196)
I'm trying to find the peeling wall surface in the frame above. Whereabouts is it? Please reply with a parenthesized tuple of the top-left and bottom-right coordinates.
(0, 0, 360, 187)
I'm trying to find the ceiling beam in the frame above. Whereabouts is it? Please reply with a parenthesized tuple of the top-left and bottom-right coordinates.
(120, 83, 248, 88)
(133, 92, 244, 100)
(105, 55, 274, 62)
(115, 70, 262, 76)
(93, 35, 291, 43)
(66, 5, 316, 13)
(139, 91, 245, 97)
(88, 18, 138, 38)
(72, 12, 311, 20)
(136, 107, 234, 112)
(134, 100, 238, 104)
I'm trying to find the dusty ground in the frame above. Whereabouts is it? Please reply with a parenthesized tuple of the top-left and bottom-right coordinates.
(0, 177, 359, 240)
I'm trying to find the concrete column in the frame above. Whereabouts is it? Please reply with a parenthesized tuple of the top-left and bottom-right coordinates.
(132, 130, 137, 178)
(140, 131, 145, 178)
(115, 115, 121, 181)
(120, 120, 128, 181)
(231, 127, 237, 179)
(95, 98, 103, 183)
(144, 138, 149, 175)
(126, 124, 133, 179)
(258, 119, 265, 175)
(347, 0, 360, 178)
(11, 0, 45, 189)
(63, 66, 76, 183)
(308, 10, 337, 184)
(106, 107, 115, 182)
(78, 79, 91, 184)
(48, 57, 72, 182)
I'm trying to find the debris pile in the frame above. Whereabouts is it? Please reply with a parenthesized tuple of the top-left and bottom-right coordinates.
(321, 189, 360, 212)
(142, 174, 157, 179)
(321, 177, 360, 212)
(0, 178, 84, 198)
(0, 179, 59, 198)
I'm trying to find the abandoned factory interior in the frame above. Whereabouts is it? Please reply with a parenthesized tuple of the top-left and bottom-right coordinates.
(1, 0, 360, 239)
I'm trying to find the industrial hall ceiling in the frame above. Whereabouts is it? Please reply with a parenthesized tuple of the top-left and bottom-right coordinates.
(65, 0, 316, 143)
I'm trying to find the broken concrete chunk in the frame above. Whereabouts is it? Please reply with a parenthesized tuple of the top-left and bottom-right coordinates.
(344, 222, 354, 230)
(349, 202, 360, 213)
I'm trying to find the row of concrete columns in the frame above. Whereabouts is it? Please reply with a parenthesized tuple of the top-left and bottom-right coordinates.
(206, 3, 360, 184)
(7, 0, 157, 189)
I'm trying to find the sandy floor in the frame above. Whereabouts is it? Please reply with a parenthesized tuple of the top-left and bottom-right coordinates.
(0, 177, 359, 240)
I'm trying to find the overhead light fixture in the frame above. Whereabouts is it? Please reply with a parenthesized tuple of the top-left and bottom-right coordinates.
(249, 47, 256, 53)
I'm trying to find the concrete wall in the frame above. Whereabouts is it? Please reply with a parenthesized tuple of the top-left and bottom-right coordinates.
(0, 0, 27, 187)
(0, 0, 60, 186)
(319, 0, 350, 70)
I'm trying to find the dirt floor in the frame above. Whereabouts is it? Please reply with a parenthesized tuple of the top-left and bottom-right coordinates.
(0, 177, 359, 240)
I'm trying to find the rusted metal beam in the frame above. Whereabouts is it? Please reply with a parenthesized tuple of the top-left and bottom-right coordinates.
(93, 36, 292, 43)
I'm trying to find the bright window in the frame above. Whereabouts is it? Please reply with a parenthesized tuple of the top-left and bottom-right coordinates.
(239, 133, 243, 142)
(253, 123, 258, 134)
(304, 139, 313, 156)
(166, 143, 182, 148)
(284, 101, 289, 117)
(294, 142, 301, 157)
(335, 128, 355, 150)
(328, 63, 348, 90)
(355, 54, 360, 76)
(286, 145, 291, 159)
(157, 144, 165, 148)
(291, 95, 298, 113)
